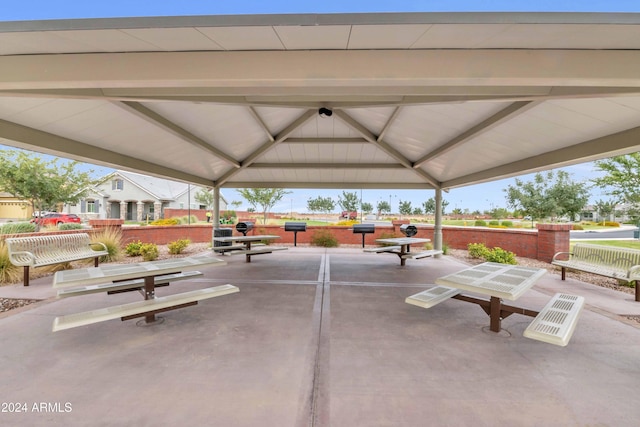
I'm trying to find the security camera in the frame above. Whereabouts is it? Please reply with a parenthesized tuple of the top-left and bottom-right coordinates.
(318, 107, 333, 118)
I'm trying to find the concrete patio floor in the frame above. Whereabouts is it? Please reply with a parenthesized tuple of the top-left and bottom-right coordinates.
(1, 247, 640, 427)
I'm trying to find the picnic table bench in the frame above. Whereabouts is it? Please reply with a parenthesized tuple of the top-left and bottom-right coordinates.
(52, 255, 234, 331)
(552, 243, 640, 301)
(405, 263, 585, 346)
(365, 237, 441, 266)
(6, 233, 109, 286)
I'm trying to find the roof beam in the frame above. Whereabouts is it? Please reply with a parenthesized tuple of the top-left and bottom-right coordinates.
(443, 125, 640, 189)
(334, 109, 441, 188)
(216, 109, 316, 186)
(0, 118, 214, 187)
(222, 182, 435, 190)
(413, 101, 539, 168)
(249, 163, 405, 169)
(114, 101, 240, 168)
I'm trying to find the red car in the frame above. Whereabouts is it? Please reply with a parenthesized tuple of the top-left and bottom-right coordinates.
(31, 213, 82, 227)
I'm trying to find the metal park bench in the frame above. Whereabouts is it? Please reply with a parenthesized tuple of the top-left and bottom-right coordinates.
(552, 243, 640, 301)
(6, 233, 109, 286)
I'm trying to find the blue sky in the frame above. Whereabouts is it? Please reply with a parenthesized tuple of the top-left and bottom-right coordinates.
(0, 1, 633, 213)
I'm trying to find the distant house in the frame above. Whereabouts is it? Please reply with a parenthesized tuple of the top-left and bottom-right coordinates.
(65, 170, 227, 221)
(0, 192, 32, 220)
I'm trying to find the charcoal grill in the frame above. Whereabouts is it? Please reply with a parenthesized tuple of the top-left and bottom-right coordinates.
(353, 223, 375, 247)
(284, 222, 307, 246)
(236, 221, 254, 236)
(399, 224, 418, 237)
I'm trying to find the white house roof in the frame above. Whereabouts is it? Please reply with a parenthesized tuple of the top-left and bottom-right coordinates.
(1, 12, 640, 191)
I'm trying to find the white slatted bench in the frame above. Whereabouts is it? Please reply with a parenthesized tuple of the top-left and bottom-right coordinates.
(524, 293, 585, 346)
(402, 249, 444, 260)
(53, 285, 239, 332)
(6, 233, 109, 286)
(363, 245, 402, 253)
(229, 246, 287, 261)
(405, 286, 461, 308)
(552, 243, 640, 302)
(214, 243, 266, 254)
(56, 271, 204, 298)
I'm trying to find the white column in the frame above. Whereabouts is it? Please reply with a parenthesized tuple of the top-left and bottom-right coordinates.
(213, 187, 220, 228)
(434, 188, 443, 257)
(120, 201, 126, 220)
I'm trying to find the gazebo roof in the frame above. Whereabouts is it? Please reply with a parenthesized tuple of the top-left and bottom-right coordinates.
(1, 12, 640, 190)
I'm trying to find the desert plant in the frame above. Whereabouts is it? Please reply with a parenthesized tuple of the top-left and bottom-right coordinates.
(468, 242, 490, 259)
(168, 238, 190, 254)
(0, 241, 23, 284)
(0, 222, 36, 235)
(90, 227, 123, 263)
(139, 243, 159, 261)
(311, 229, 339, 247)
(125, 240, 144, 257)
(572, 224, 584, 230)
(484, 247, 517, 264)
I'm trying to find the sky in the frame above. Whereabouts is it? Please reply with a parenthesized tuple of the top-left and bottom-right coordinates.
(0, 1, 635, 213)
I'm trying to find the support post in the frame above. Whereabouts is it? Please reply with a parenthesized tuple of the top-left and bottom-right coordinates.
(434, 188, 443, 258)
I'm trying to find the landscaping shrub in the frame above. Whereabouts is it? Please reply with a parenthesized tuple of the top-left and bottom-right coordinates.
(311, 229, 339, 247)
(150, 218, 180, 226)
(500, 221, 513, 227)
(572, 224, 584, 230)
(0, 241, 22, 284)
(0, 222, 36, 235)
(474, 220, 487, 226)
(178, 215, 199, 224)
(140, 243, 159, 261)
(484, 247, 517, 264)
(488, 220, 499, 226)
(468, 242, 490, 259)
(168, 238, 190, 254)
(125, 240, 144, 257)
(90, 227, 123, 263)
(467, 242, 516, 264)
(604, 221, 620, 227)
(58, 223, 84, 231)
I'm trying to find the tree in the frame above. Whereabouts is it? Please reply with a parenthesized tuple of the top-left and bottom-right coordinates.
(548, 170, 589, 221)
(307, 196, 335, 219)
(376, 200, 391, 217)
(399, 200, 412, 217)
(505, 170, 588, 222)
(422, 198, 436, 215)
(505, 172, 557, 221)
(593, 154, 640, 207)
(594, 199, 616, 224)
(361, 202, 373, 215)
(412, 207, 423, 215)
(0, 149, 101, 223)
(194, 188, 214, 209)
(338, 191, 360, 212)
(236, 188, 291, 224)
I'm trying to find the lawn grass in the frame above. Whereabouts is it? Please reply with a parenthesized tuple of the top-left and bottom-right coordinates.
(570, 240, 640, 250)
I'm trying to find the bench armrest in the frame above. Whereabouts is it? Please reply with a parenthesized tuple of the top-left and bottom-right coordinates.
(8, 250, 37, 267)
(89, 241, 108, 252)
(628, 264, 640, 279)
(552, 251, 572, 262)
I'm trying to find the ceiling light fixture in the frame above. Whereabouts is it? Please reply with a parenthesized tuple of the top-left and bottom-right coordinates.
(318, 107, 333, 118)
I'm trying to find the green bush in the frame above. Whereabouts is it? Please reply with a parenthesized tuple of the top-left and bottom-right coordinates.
(474, 220, 487, 227)
(140, 243, 159, 261)
(488, 220, 499, 226)
(311, 229, 339, 247)
(0, 222, 36, 235)
(168, 238, 190, 254)
(58, 223, 84, 231)
(484, 247, 517, 264)
(467, 242, 517, 264)
(468, 242, 490, 259)
(125, 240, 144, 257)
(90, 227, 122, 263)
(500, 221, 513, 227)
(178, 215, 199, 224)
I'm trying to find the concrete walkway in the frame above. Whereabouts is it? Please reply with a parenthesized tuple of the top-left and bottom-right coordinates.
(1, 247, 639, 426)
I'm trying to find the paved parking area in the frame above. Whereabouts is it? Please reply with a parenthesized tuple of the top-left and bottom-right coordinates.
(1, 247, 640, 426)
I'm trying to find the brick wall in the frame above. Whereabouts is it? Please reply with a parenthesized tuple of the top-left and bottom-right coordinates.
(79, 220, 571, 262)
